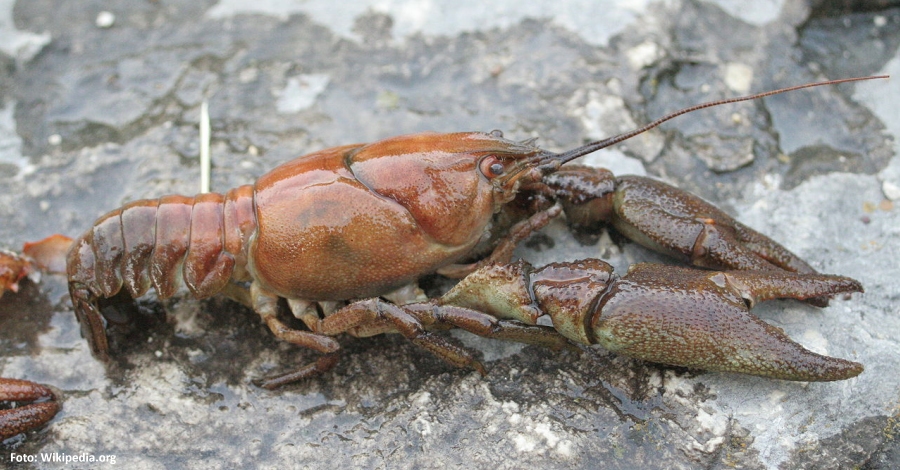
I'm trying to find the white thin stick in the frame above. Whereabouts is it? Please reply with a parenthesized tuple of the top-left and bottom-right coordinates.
(200, 100, 210, 194)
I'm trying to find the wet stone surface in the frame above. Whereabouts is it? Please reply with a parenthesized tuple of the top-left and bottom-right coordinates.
(1, 0, 899, 468)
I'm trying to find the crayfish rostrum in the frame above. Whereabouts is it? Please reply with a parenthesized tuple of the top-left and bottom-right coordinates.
(1, 76, 884, 440)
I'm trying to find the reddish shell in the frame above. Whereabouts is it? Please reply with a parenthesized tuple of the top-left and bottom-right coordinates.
(249, 134, 496, 300)
(0, 250, 30, 298)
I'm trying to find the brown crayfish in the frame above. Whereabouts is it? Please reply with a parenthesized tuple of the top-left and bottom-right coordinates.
(1, 76, 885, 440)
(1, 236, 70, 441)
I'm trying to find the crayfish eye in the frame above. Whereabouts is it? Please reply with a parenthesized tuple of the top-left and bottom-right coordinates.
(479, 156, 505, 179)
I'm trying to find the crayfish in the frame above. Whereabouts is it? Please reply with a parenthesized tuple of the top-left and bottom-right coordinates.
(0, 76, 884, 440)
(1, 237, 69, 441)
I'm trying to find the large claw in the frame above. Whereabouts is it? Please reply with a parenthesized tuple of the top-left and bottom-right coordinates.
(443, 260, 863, 381)
(545, 168, 835, 306)
(590, 264, 863, 381)
(609, 176, 820, 274)
(548, 169, 819, 274)
(0, 378, 59, 440)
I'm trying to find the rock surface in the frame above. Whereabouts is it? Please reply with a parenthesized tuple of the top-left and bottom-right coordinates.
(1, 0, 898, 468)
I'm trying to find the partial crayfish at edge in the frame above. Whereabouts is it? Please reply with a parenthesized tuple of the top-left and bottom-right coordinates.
(1, 237, 70, 441)
(1, 75, 887, 440)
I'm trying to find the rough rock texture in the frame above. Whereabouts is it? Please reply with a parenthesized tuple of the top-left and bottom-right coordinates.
(1, 0, 898, 468)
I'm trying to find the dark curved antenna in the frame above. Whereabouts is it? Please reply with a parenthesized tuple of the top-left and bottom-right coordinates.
(549, 75, 889, 166)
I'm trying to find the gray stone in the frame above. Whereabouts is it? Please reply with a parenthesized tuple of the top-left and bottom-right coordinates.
(2, 1, 898, 468)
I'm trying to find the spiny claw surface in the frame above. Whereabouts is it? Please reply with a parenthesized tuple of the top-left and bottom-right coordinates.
(443, 260, 864, 382)
(593, 264, 864, 381)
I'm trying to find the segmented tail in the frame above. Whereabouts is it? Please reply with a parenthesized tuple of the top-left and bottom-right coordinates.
(66, 185, 257, 359)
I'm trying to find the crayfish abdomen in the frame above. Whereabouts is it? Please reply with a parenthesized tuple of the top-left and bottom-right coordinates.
(66, 184, 257, 358)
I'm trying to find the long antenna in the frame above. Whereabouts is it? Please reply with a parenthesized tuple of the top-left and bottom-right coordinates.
(550, 75, 889, 165)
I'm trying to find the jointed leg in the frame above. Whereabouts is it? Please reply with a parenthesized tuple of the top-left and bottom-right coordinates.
(259, 290, 576, 386)
(255, 353, 341, 389)
(248, 283, 345, 386)
(251, 283, 340, 354)
(403, 303, 576, 352)
(313, 298, 487, 374)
